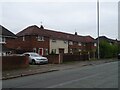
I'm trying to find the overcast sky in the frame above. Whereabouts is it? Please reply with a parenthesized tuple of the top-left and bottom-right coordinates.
(0, 0, 119, 39)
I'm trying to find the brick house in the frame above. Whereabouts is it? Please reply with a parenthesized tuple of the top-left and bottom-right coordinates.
(0, 25, 16, 56)
(16, 25, 49, 55)
(15, 25, 96, 56)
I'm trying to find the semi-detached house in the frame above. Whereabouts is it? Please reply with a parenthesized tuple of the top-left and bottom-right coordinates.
(0, 25, 16, 56)
(16, 25, 96, 56)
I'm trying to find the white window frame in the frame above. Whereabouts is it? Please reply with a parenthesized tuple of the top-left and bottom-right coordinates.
(78, 42, 82, 46)
(23, 36, 25, 41)
(64, 41, 67, 44)
(37, 36, 44, 41)
(94, 43, 97, 46)
(0, 36, 6, 44)
(51, 49, 56, 54)
(69, 41, 73, 45)
(33, 48, 36, 53)
(70, 49, 73, 53)
(45, 48, 48, 55)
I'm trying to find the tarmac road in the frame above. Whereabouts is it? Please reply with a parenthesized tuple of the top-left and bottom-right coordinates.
(2, 61, 118, 88)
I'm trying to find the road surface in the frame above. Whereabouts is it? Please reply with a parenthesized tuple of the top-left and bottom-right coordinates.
(2, 61, 118, 88)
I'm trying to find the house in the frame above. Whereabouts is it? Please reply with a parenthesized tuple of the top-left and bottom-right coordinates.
(0, 25, 16, 56)
(16, 25, 96, 56)
(16, 25, 49, 55)
(96, 36, 118, 45)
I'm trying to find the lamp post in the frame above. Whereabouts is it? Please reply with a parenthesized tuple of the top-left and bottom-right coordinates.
(97, 0, 100, 59)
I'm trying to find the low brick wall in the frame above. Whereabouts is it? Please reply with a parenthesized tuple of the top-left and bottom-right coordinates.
(63, 54, 89, 62)
(45, 54, 88, 64)
(45, 54, 62, 64)
(2, 56, 29, 71)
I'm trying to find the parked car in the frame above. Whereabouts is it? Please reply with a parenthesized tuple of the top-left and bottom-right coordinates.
(118, 53, 120, 59)
(22, 52, 48, 65)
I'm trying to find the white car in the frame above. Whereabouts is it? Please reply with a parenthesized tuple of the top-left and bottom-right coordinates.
(22, 52, 48, 65)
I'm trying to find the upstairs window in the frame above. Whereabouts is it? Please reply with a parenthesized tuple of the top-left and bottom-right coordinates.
(78, 42, 82, 46)
(0, 36, 6, 43)
(23, 36, 25, 41)
(69, 41, 73, 45)
(33, 48, 36, 53)
(37, 36, 44, 41)
(64, 41, 67, 44)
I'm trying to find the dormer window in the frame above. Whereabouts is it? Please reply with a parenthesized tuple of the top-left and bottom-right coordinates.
(37, 36, 44, 41)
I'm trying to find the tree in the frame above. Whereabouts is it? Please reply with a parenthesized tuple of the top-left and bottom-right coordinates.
(99, 40, 118, 58)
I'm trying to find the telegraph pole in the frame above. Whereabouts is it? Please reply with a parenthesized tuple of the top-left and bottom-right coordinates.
(97, 0, 100, 59)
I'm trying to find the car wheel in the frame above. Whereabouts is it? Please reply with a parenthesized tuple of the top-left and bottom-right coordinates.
(32, 60, 36, 65)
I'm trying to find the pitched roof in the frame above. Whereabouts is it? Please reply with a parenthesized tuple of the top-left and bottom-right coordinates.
(96, 36, 117, 43)
(0, 25, 16, 37)
(83, 36, 96, 43)
(16, 25, 95, 43)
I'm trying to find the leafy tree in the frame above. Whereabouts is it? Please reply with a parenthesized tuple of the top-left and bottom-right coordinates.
(99, 40, 118, 58)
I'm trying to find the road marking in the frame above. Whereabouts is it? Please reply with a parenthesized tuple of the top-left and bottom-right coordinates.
(47, 72, 105, 88)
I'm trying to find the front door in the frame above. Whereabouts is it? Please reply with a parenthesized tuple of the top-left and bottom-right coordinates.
(38, 48, 43, 56)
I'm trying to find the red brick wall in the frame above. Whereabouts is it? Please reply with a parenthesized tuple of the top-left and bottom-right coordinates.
(45, 53, 89, 64)
(8, 35, 50, 55)
(63, 54, 89, 62)
(45, 54, 62, 64)
(2, 56, 29, 71)
(5, 37, 16, 49)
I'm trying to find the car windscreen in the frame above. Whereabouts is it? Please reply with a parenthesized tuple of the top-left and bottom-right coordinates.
(30, 53, 40, 57)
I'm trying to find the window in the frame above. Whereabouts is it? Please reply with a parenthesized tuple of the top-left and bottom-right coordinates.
(109, 42, 113, 45)
(33, 48, 36, 53)
(37, 36, 44, 41)
(23, 36, 25, 41)
(64, 41, 67, 44)
(0, 36, 6, 43)
(94, 43, 97, 46)
(70, 49, 73, 53)
(52, 39, 56, 42)
(78, 42, 82, 46)
(45, 49, 48, 55)
(84, 44, 86, 46)
(51, 49, 56, 54)
(79, 49, 81, 52)
(69, 41, 73, 45)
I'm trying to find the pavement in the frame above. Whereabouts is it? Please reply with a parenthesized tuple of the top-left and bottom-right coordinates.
(2, 58, 118, 80)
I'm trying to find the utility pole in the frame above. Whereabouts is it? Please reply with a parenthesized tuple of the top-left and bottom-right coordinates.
(97, 0, 100, 59)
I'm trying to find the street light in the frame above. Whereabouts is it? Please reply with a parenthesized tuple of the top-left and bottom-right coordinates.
(97, 0, 100, 59)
